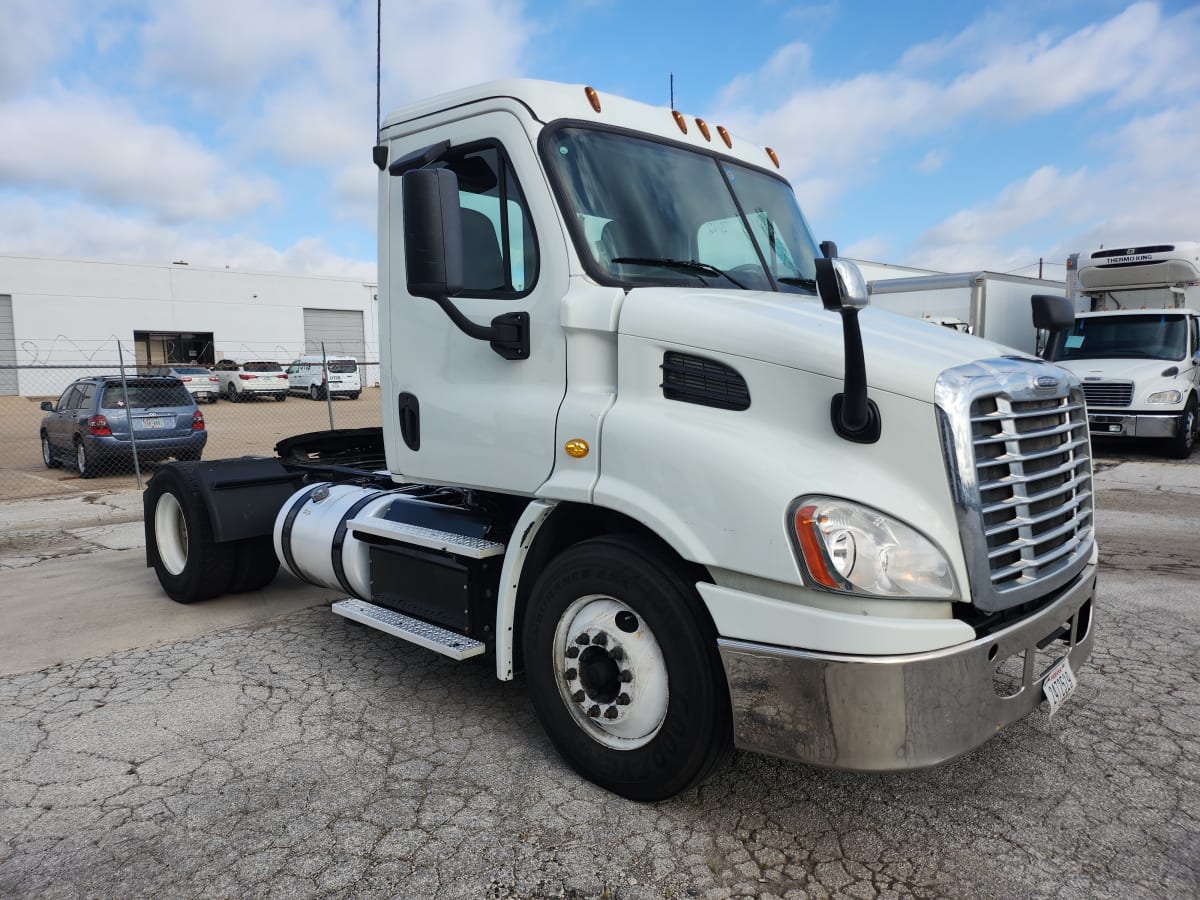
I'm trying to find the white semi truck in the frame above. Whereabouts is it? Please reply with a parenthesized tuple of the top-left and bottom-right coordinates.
(143, 80, 1097, 801)
(1045, 243, 1200, 457)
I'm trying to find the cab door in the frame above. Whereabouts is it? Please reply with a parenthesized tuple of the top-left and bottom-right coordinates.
(382, 108, 567, 494)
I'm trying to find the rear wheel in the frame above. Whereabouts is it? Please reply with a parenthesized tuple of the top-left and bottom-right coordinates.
(522, 535, 732, 801)
(349, 392, 360, 400)
(226, 383, 239, 403)
(309, 385, 320, 401)
(41, 432, 59, 468)
(145, 463, 237, 603)
(74, 439, 97, 478)
(275, 393, 286, 402)
(228, 536, 280, 593)
(1167, 395, 1197, 459)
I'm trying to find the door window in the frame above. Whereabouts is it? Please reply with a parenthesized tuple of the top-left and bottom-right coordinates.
(433, 143, 538, 297)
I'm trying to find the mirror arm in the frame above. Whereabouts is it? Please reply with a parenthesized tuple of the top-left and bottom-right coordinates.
(426, 294, 530, 360)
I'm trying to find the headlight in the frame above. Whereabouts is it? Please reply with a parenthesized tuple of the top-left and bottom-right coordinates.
(1148, 390, 1182, 404)
(789, 497, 957, 599)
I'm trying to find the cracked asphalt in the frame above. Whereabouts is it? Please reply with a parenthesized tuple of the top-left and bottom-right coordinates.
(1, 450, 1198, 898)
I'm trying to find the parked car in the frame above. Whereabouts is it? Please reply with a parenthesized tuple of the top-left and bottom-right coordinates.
(286, 355, 362, 400)
(144, 365, 221, 403)
(39, 376, 207, 478)
(213, 359, 288, 402)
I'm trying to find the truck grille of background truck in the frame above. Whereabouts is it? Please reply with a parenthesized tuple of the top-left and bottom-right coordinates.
(1079, 381, 1134, 408)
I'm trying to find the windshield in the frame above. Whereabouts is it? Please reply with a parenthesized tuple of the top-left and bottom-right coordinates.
(1046, 314, 1189, 362)
(543, 126, 820, 293)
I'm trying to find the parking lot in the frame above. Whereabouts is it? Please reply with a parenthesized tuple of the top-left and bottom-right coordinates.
(0, 442, 1197, 898)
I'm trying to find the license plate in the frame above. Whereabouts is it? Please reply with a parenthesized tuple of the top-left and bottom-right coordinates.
(1043, 656, 1077, 716)
(135, 416, 164, 430)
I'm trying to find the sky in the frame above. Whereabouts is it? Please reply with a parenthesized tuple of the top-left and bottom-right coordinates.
(1, 0, 1198, 284)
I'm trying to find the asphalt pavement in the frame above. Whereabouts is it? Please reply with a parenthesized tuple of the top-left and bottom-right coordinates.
(0, 452, 1197, 898)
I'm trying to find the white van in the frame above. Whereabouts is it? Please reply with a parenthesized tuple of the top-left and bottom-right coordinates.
(286, 356, 362, 400)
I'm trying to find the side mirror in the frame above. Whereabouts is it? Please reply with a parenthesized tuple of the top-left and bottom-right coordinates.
(402, 168, 463, 299)
(815, 257, 869, 312)
(1031, 294, 1074, 331)
(40, 401, 53, 411)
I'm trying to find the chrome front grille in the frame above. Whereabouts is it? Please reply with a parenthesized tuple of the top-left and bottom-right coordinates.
(937, 359, 1095, 612)
(1080, 381, 1133, 408)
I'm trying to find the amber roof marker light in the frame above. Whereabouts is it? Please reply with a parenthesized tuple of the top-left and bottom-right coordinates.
(766, 147, 780, 168)
(716, 125, 732, 148)
(695, 118, 711, 141)
(584, 86, 602, 113)
(671, 110, 688, 134)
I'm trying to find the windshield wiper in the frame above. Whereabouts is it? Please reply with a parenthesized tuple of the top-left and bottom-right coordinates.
(610, 257, 747, 289)
(777, 276, 817, 291)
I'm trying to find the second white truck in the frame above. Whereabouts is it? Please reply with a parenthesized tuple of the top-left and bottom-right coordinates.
(142, 80, 1097, 800)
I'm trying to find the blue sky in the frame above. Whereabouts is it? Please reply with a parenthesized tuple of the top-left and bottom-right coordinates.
(1, 0, 1197, 282)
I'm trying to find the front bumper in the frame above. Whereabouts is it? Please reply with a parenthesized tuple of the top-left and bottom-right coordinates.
(1088, 410, 1180, 438)
(717, 563, 1096, 771)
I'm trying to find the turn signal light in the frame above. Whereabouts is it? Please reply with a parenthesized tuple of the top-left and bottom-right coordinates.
(793, 505, 841, 589)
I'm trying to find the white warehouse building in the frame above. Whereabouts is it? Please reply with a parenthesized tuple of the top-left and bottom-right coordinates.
(0, 255, 379, 397)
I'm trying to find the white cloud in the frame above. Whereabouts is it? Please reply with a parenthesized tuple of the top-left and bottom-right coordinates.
(913, 149, 946, 174)
(0, 92, 278, 222)
(0, 198, 374, 278)
(0, 1, 82, 97)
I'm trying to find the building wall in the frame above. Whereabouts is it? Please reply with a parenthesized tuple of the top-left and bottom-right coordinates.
(0, 255, 378, 396)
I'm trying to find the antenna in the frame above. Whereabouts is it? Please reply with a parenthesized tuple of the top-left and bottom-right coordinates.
(670, 72, 674, 108)
(372, 0, 387, 170)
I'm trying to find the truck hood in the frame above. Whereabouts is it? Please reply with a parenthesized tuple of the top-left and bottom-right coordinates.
(617, 286, 1023, 402)
(1054, 357, 1185, 382)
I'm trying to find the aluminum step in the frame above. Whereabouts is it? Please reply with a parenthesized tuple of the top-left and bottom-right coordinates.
(347, 518, 505, 559)
(332, 598, 486, 660)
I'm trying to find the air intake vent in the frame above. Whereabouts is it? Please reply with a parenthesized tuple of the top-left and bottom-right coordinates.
(1080, 381, 1133, 408)
(661, 352, 750, 411)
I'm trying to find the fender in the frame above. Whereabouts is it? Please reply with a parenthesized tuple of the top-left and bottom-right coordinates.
(494, 498, 558, 680)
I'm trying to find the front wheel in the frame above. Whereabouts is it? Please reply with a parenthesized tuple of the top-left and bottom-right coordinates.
(144, 463, 238, 603)
(1167, 396, 1197, 459)
(522, 536, 732, 801)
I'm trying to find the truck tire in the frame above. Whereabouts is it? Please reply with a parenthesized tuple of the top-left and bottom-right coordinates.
(228, 536, 280, 593)
(1167, 396, 1197, 459)
(522, 535, 732, 801)
(145, 464, 238, 603)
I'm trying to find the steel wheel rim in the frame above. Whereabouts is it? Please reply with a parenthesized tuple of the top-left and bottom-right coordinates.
(154, 492, 188, 576)
(552, 594, 668, 750)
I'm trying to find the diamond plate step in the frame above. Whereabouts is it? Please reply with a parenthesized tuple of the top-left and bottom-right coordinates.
(332, 598, 485, 660)
(347, 518, 505, 559)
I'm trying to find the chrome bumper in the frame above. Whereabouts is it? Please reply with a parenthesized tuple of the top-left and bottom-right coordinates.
(1088, 411, 1178, 438)
(717, 564, 1096, 771)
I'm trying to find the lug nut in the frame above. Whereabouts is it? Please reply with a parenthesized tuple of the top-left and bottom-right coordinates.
(575, 634, 590, 646)
(587, 705, 601, 718)
(619, 670, 633, 683)
(617, 693, 631, 705)
(609, 646, 625, 661)
(566, 646, 580, 659)
(572, 690, 585, 703)
(603, 707, 618, 720)
(564, 668, 578, 681)
(592, 632, 608, 646)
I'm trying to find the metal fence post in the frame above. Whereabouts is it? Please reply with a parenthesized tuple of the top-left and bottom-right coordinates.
(322, 341, 334, 431)
(117, 339, 143, 489)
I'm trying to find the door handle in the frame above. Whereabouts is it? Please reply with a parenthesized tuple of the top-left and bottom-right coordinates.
(398, 392, 420, 451)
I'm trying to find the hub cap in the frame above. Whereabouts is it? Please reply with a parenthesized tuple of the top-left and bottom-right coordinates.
(553, 595, 668, 749)
(154, 492, 189, 576)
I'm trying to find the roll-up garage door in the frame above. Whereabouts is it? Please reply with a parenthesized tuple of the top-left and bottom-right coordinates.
(0, 296, 16, 396)
(303, 308, 365, 359)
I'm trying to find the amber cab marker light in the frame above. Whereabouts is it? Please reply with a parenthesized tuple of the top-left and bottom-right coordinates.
(794, 505, 841, 589)
(585, 86, 602, 113)
(766, 147, 780, 169)
(671, 110, 688, 134)
(717, 125, 732, 148)
(564, 439, 590, 458)
(695, 118, 711, 141)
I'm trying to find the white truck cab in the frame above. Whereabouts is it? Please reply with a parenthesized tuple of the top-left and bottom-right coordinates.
(144, 79, 1097, 800)
(1055, 243, 1200, 456)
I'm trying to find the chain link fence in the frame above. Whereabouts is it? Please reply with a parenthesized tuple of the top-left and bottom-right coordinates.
(1, 339, 383, 502)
